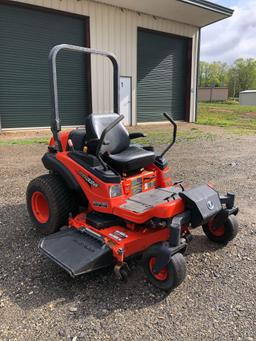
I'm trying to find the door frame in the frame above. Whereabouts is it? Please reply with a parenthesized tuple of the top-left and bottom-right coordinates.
(120, 76, 132, 126)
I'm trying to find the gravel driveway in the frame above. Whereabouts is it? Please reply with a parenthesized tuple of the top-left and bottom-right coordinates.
(0, 134, 255, 341)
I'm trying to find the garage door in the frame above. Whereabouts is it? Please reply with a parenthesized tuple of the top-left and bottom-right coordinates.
(0, 4, 89, 128)
(137, 29, 191, 122)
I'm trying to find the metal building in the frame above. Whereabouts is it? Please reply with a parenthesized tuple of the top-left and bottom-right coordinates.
(239, 90, 256, 106)
(0, 0, 233, 129)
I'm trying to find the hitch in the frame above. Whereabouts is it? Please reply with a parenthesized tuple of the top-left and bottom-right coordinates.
(220, 192, 235, 209)
(212, 193, 238, 228)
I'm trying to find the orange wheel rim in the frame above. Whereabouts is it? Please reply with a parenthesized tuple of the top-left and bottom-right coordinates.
(149, 257, 168, 281)
(208, 221, 225, 237)
(31, 191, 49, 224)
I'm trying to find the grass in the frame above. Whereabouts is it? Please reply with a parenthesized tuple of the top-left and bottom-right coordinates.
(0, 128, 215, 146)
(197, 101, 256, 134)
(132, 127, 215, 145)
(0, 137, 49, 145)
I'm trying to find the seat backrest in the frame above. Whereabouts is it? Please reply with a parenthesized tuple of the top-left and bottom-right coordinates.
(68, 129, 86, 151)
(85, 113, 130, 155)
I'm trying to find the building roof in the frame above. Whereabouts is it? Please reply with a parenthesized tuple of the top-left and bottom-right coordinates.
(94, 0, 234, 27)
(240, 90, 256, 94)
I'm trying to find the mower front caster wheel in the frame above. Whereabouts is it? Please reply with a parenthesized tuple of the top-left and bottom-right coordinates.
(143, 246, 187, 292)
(202, 215, 238, 244)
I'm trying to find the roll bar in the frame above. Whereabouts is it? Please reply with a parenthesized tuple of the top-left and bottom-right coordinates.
(48, 44, 120, 151)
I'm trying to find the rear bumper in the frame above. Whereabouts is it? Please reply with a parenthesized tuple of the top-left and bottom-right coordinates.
(220, 192, 239, 214)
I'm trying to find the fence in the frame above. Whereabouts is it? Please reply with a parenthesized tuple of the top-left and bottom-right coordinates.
(198, 87, 228, 102)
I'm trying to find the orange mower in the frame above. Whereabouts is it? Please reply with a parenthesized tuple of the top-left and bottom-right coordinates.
(27, 44, 239, 291)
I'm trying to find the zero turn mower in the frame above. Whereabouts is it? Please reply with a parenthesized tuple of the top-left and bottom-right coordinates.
(27, 44, 239, 291)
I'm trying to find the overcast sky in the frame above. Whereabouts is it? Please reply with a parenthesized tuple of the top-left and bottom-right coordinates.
(201, 0, 256, 64)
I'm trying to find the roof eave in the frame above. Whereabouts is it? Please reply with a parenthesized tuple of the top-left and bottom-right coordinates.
(179, 0, 234, 18)
(92, 0, 234, 28)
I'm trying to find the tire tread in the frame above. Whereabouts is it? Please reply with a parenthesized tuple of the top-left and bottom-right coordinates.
(27, 174, 74, 235)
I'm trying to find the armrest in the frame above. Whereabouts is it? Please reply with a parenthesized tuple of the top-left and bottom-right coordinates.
(129, 132, 147, 140)
(88, 138, 109, 145)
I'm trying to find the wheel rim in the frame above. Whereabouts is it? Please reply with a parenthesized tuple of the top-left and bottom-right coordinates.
(208, 221, 225, 237)
(31, 191, 49, 224)
(149, 257, 168, 281)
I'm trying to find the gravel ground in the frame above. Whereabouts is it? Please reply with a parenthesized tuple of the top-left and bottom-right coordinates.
(0, 133, 256, 341)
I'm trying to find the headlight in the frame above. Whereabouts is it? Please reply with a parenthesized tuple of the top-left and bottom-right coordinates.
(109, 184, 122, 198)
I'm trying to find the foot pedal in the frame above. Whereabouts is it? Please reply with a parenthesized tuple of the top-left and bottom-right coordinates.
(39, 229, 113, 277)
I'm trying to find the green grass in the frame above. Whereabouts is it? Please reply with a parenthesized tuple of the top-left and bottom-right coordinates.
(0, 137, 49, 145)
(198, 101, 256, 134)
(134, 128, 215, 145)
(0, 128, 215, 146)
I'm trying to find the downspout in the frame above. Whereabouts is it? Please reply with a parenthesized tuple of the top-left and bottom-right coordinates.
(195, 28, 201, 122)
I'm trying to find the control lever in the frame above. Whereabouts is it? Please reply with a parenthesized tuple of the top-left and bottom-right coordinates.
(160, 112, 177, 158)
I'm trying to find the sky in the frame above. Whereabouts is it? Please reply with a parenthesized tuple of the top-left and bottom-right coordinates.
(201, 0, 256, 64)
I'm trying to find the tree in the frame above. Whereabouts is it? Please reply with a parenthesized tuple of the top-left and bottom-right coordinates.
(199, 61, 211, 87)
(199, 61, 228, 88)
(199, 58, 256, 98)
(228, 59, 256, 97)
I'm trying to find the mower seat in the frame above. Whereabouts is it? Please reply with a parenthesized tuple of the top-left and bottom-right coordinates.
(68, 129, 86, 151)
(85, 113, 155, 173)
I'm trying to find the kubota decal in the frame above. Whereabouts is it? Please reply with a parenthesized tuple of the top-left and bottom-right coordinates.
(78, 171, 99, 188)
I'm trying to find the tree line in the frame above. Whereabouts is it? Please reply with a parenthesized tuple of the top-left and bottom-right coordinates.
(199, 59, 256, 98)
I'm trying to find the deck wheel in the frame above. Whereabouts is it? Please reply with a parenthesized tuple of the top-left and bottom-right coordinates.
(143, 244, 187, 292)
(202, 215, 238, 244)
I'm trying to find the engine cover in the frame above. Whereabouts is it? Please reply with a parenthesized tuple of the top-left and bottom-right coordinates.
(179, 185, 222, 228)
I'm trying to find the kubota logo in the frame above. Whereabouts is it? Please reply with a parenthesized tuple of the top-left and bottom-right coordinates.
(207, 200, 215, 210)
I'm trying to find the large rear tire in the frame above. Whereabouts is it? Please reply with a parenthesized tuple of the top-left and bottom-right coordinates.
(27, 174, 75, 235)
(143, 245, 187, 292)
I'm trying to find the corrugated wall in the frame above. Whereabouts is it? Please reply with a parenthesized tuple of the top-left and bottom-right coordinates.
(13, 0, 199, 123)
(239, 92, 256, 106)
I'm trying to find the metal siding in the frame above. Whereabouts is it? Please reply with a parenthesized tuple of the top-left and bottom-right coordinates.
(0, 3, 88, 128)
(239, 92, 256, 106)
(137, 30, 189, 122)
(6, 0, 199, 125)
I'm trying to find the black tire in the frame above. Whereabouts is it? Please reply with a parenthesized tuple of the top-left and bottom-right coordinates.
(202, 215, 238, 244)
(26, 174, 75, 235)
(143, 245, 187, 292)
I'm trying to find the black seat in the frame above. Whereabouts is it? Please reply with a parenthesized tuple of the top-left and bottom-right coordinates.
(68, 129, 86, 151)
(85, 113, 155, 174)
